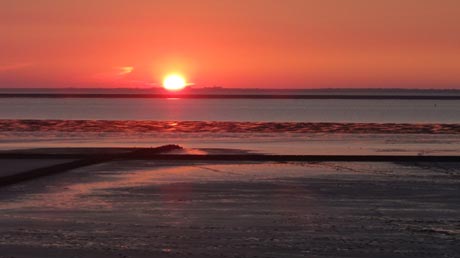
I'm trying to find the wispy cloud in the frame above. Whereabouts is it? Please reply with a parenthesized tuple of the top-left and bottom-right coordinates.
(117, 66, 134, 76)
(93, 66, 134, 79)
(0, 62, 33, 72)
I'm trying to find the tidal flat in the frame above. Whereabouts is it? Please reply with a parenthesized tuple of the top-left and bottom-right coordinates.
(0, 159, 459, 258)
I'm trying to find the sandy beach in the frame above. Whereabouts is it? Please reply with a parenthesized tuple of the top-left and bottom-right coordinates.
(0, 149, 459, 258)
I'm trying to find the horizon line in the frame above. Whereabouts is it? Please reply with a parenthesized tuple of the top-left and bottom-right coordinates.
(1, 93, 460, 100)
(1, 87, 460, 91)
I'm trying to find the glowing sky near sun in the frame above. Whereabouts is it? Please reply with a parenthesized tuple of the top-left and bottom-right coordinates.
(1, 0, 459, 88)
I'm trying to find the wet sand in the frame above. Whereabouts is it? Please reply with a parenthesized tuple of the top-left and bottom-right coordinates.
(1, 120, 460, 134)
(1, 146, 458, 187)
(0, 159, 459, 257)
(0, 159, 73, 178)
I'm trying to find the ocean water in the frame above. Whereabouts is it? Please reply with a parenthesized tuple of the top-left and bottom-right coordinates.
(1, 89, 459, 154)
(0, 98, 459, 123)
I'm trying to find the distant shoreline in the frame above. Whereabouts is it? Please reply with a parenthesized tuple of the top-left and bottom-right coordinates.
(1, 93, 460, 100)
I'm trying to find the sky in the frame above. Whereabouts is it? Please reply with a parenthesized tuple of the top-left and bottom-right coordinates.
(1, 0, 459, 89)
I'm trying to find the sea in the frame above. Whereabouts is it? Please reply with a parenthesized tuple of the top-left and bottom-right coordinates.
(1, 88, 459, 155)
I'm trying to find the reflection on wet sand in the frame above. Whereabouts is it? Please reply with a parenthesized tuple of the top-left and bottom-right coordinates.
(0, 161, 459, 257)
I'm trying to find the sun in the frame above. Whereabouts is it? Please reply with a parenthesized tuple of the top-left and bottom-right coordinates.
(163, 74, 187, 91)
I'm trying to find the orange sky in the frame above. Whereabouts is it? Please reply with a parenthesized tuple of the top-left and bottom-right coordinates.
(1, 0, 459, 88)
